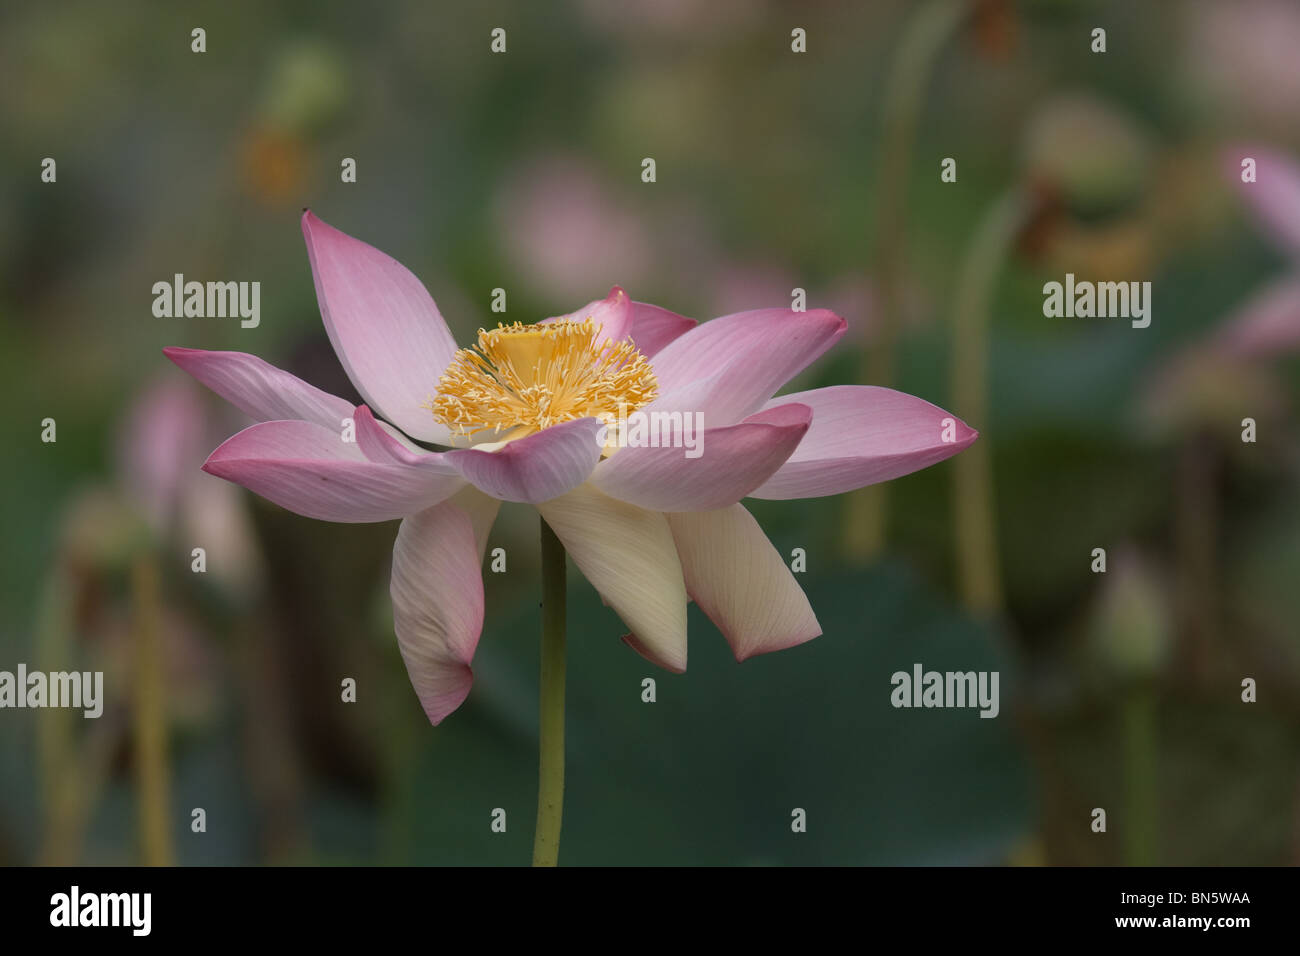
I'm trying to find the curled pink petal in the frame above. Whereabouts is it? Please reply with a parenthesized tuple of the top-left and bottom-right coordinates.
(443, 418, 604, 503)
(391, 501, 487, 725)
(352, 404, 459, 471)
(163, 347, 353, 429)
(301, 210, 459, 444)
(648, 308, 847, 425)
(202, 419, 463, 522)
(626, 301, 696, 356)
(668, 505, 820, 662)
(750, 386, 978, 500)
(591, 404, 811, 511)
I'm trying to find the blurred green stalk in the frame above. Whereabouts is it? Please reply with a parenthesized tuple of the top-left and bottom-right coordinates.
(951, 188, 1033, 615)
(37, 563, 121, 864)
(132, 556, 174, 866)
(1121, 683, 1158, 866)
(845, 0, 972, 561)
(1175, 433, 1218, 680)
(533, 518, 567, 867)
(35, 565, 81, 864)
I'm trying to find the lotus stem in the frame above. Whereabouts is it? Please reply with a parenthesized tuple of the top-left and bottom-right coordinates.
(533, 518, 567, 866)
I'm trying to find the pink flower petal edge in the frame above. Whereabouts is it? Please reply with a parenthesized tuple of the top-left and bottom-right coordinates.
(627, 301, 696, 356)
(443, 418, 606, 503)
(668, 504, 821, 662)
(750, 385, 978, 500)
(390, 500, 485, 725)
(302, 210, 459, 444)
(648, 308, 847, 425)
(591, 403, 812, 512)
(163, 347, 353, 430)
(536, 484, 687, 672)
(541, 285, 633, 346)
(202, 419, 461, 522)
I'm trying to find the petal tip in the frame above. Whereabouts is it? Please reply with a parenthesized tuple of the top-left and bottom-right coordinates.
(733, 626, 821, 663)
(621, 633, 686, 674)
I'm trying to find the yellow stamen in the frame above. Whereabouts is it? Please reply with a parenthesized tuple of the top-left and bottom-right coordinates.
(428, 319, 658, 442)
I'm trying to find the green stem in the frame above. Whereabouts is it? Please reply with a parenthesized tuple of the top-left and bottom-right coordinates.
(844, 0, 972, 561)
(1175, 432, 1217, 682)
(532, 518, 567, 867)
(1121, 683, 1157, 865)
(951, 187, 1032, 615)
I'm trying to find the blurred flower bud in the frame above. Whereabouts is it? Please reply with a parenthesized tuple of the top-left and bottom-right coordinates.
(1139, 347, 1284, 442)
(117, 377, 206, 535)
(495, 156, 650, 301)
(259, 41, 348, 136)
(1023, 94, 1151, 217)
(1088, 549, 1170, 681)
(116, 376, 263, 600)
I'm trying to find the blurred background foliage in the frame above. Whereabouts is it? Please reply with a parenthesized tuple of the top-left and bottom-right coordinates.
(1, 0, 1297, 865)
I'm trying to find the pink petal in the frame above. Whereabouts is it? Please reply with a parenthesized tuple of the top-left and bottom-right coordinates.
(647, 308, 847, 425)
(352, 404, 457, 471)
(1213, 276, 1300, 359)
(591, 403, 811, 511)
(750, 386, 978, 500)
(163, 347, 353, 429)
(443, 418, 604, 503)
(390, 500, 486, 725)
(203, 419, 463, 522)
(542, 286, 633, 346)
(1230, 146, 1300, 258)
(626, 301, 696, 356)
(536, 484, 687, 672)
(445, 485, 502, 559)
(667, 505, 820, 661)
(301, 211, 459, 444)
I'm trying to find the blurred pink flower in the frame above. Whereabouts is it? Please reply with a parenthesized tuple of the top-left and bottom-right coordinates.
(711, 262, 800, 318)
(116, 376, 262, 595)
(166, 211, 977, 725)
(1228, 145, 1300, 260)
(118, 377, 207, 532)
(1190, 0, 1300, 127)
(495, 156, 650, 300)
(1218, 145, 1300, 358)
(1140, 147, 1300, 431)
(1211, 277, 1300, 359)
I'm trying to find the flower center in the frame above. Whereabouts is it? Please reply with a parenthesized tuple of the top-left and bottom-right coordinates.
(428, 319, 658, 442)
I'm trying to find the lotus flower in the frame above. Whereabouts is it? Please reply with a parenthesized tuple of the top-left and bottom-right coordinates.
(165, 211, 977, 725)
